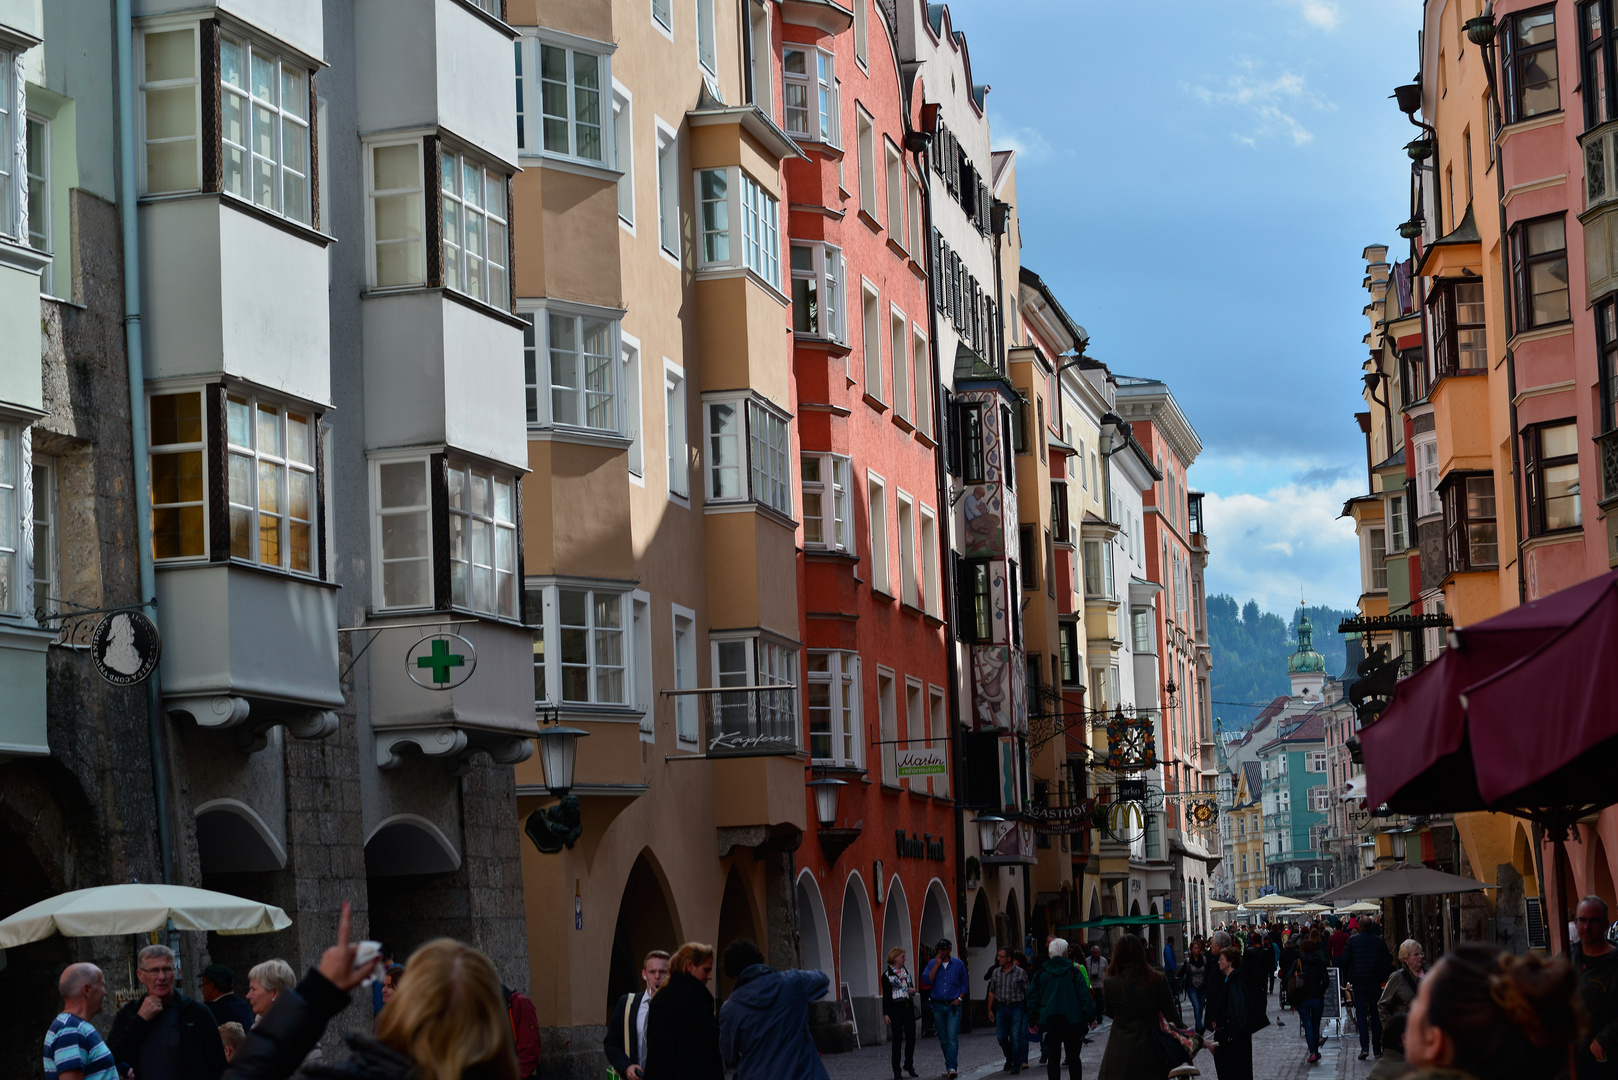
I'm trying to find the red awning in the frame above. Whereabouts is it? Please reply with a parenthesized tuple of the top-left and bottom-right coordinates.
(1361, 569, 1618, 814)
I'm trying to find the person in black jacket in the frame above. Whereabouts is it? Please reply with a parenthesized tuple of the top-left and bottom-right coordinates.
(1207, 947, 1252, 1080)
(605, 949, 669, 1080)
(1293, 937, 1331, 1063)
(1340, 920, 1393, 1060)
(221, 903, 517, 1080)
(200, 966, 257, 1033)
(643, 942, 723, 1080)
(879, 947, 919, 1079)
(108, 944, 228, 1080)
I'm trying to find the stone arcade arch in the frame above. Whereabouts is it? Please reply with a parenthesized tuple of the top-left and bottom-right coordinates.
(839, 872, 879, 1041)
(919, 877, 955, 957)
(796, 868, 834, 981)
(196, 798, 287, 873)
(607, 850, 682, 1016)
(717, 865, 762, 998)
(881, 875, 913, 969)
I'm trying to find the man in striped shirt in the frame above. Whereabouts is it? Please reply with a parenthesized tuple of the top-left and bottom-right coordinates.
(44, 963, 118, 1080)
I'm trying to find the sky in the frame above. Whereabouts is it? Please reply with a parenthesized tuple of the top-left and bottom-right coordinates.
(941, 0, 1423, 613)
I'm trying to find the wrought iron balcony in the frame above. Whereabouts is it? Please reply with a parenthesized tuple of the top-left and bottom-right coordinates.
(663, 684, 801, 757)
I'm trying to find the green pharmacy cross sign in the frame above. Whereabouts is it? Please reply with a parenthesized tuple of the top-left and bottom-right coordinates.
(406, 632, 477, 691)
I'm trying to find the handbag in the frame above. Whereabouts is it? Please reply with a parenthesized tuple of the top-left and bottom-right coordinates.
(1285, 960, 1306, 998)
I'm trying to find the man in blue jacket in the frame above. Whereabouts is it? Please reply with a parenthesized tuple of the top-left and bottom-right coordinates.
(1339, 919, 1392, 1060)
(718, 938, 830, 1080)
(920, 939, 969, 1078)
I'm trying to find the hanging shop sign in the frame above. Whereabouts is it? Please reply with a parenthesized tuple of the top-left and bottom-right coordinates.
(1106, 712, 1157, 771)
(1024, 802, 1097, 835)
(89, 609, 162, 686)
(407, 633, 477, 690)
(895, 746, 949, 777)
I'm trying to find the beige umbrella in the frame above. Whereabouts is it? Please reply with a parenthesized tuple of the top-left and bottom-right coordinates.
(1209, 899, 1238, 912)
(1335, 900, 1382, 914)
(0, 884, 291, 948)
(1242, 893, 1304, 909)
(1293, 903, 1331, 914)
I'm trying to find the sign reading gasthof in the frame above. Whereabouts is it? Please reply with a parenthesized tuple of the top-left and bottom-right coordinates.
(894, 746, 948, 777)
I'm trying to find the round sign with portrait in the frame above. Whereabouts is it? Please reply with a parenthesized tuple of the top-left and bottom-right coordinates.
(90, 610, 163, 686)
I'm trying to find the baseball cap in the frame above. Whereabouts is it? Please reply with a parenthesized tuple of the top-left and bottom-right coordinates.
(936, 939, 953, 950)
(200, 964, 234, 990)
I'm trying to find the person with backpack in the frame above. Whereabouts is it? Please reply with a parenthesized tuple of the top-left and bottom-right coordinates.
(1028, 938, 1098, 1080)
(1341, 919, 1394, 1061)
(503, 985, 542, 1080)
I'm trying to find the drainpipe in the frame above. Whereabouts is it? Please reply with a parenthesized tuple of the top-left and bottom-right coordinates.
(117, 0, 174, 888)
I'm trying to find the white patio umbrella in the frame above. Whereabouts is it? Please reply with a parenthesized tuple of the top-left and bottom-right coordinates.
(0, 884, 291, 948)
(1242, 893, 1304, 909)
(1209, 899, 1238, 912)
(1335, 901, 1383, 914)
(1293, 903, 1331, 914)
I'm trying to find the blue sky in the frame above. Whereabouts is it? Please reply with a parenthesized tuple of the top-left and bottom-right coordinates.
(943, 0, 1422, 612)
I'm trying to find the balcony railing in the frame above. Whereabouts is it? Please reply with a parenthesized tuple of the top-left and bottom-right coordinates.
(663, 684, 800, 758)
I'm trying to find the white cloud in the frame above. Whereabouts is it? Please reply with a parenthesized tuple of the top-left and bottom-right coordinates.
(1185, 65, 1333, 147)
(989, 114, 1060, 164)
(1284, 0, 1342, 30)
(1200, 472, 1361, 613)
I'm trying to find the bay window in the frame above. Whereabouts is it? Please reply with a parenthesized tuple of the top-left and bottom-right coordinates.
(1524, 420, 1583, 533)
(225, 392, 316, 574)
(955, 558, 992, 642)
(1510, 215, 1570, 329)
(1415, 438, 1442, 517)
(27, 115, 49, 288)
(220, 35, 311, 223)
(790, 242, 844, 340)
(368, 141, 425, 288)
(1059, 622, 1081, 684)
(704, 394, 792, 517)
(1429, 279, 1487, 375)
(371, 454, 523, 616)
(1369, 527, 1387, 590)
(783, 47, 838, 145)
(801, 452, 852, 551)
(0, 423, 16, 613)
(528, 582, 639, 709)
(1600, 297, 1618, 433)
(807, 649, 859, 765)
(1389, 493, 1407, 552)
(1442, 473, 1499, 572)
(1582, 0, 1614, 129)
(1505, 7, 1560, 123)
(139, 26, 201, 194)
(695, 167, 780, 288)
(441, 148, 509, 309)
(714, 634, 799, 747)
(149, 390, 207, 561)
(519, 305, 627, 435)
(531, 40, 607, 162)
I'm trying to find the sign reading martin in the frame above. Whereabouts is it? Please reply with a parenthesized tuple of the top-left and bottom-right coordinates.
(90, 610, 161, 686)
(894, 746, 948, 777)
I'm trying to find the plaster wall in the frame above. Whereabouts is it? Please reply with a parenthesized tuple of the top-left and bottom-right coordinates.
(133, 0, 323, 60)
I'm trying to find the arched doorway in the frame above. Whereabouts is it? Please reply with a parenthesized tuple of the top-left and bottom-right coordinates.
(1515, 822, 1540, 896)
(717, 866, 761, 998)
(1002, 887, 1021, 954)
(1554, 841, 1578, 950)
(607, 851, 681, 1016)
(965, 888, 995, 1000)
(796, 869, 834, 980)
(881, 876, 912, 971)
(919, 878, 955, 961)
(839, 874, 878, 1041)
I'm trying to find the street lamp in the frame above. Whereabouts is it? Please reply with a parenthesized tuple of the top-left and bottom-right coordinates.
(807, 777, 848, 827)
(524, 706, 590, 854)
(1360, 840, 1377, 872)
(973, 812, 1008, 855)
(1389, 828, 1408, 861)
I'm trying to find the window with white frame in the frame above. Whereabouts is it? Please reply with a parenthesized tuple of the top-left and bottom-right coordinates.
(225, 392, 317, 574)
(868, 471, 889, 593)
(929, 686, 948, 795)
(666, 362, 689, 498)
(790, 242, 843, 341)
(374, 458, 432, 608)
(1310, 789, 1331, 812)
(695, 167, 780, 287)
(529, 583, 636, 707)
(26, 115, 49, 291)
(748, 2, 773, 119)
(139, 26, 201, 195)
(783, 48, 838, 145)
(905, 679, 924, 791)
(656, 121, 679, 257)
(623, 338, 644, 477)
(856, 108, 877, 217)
(1307, 750, 1328, 773)
(862, 284, 882, 400)
(447, 464, 518, 618)
(31, 458, 54, 615)
(672, 606, 698, 741)
(885, 139, 903, 240)
(704, 395, 791, 516)
(514, 40, 528, 149)
(1416, 438, 1441, 517)
(368, 141, 425, 288)
(912, 330, 931, 436)
(807, 649, 859, 765)
(149, 390, 207, 561)
(696, 0, 717, 74)
(520, 307, 625, 434)
(919, 506, 939, 616)
(801, 452, 851, 551)
(613, 85, 633, 223)
(1388, 493, 1406, 552)
(853, 0, 869, 66)
(907, 170, 923, 258)
(441, 148, 509, 309)
(897, 492, 916, 607)
(878, 668, 897, 783)
(652, 0, 672, 32)
(529, 39, 607, 163)
(890, 309, 909, 421)
(0, 423, 16, 613)
(220, 35, 311, 223)
(714, 634, 798, 741)
(632, 594, 652, 736)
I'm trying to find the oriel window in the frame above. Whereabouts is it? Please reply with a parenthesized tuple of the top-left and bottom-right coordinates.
(1510, 215, 1570, 329)
(1505, 7, 1560, 122)
(1523, 421, 1583, 533)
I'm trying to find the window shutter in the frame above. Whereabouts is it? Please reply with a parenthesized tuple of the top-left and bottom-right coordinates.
(933, 230, 946, 311)
(933, 123, 946, 176)
(979, 181, 990, 233)
(945, 394, 962, 476)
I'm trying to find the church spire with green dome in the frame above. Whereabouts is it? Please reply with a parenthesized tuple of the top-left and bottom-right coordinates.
(1288, 612, 1326, 675)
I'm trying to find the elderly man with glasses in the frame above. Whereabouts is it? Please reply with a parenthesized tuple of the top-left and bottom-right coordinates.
(108, 945, 227, 1080)
(1569, 896, 1618, 1080)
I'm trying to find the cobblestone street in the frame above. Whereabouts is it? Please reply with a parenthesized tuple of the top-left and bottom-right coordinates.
(820, 987, 1320, 1080)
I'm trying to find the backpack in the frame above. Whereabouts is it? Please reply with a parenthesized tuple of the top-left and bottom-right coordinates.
(506, 988, 543, 1080)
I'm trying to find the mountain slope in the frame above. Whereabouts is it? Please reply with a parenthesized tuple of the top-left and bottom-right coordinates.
(1206, 596, 1356, 728)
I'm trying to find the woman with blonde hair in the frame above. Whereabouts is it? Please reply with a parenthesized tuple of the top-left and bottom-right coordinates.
(879, 946, 918, 1079)
(1378, 939, 1425, 1030)
(223, 902, 519, 1080)
(644, 943, 722, 1080)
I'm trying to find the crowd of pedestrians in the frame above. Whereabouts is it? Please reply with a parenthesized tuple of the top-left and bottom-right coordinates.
(37, 898, 1618, 1080)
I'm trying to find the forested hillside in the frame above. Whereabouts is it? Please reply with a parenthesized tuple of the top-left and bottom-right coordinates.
(1206, 596, 1356, 728)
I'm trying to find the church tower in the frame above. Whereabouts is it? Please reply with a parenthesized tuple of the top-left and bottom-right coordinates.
(1288, 613, 1327, 701)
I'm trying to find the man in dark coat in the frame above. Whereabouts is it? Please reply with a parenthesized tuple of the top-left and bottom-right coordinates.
(1569, 896, 1618, 1079)
(199, 966, 256, 1032)
(717, 939, 830, 1080)
(1339, 919, 1393, 1060)
(108, 945, 227, 1080)
(605, 949, 669, 1080)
